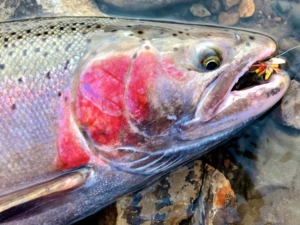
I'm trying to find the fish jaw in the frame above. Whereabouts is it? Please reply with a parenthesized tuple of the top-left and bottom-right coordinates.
(177, 35, 290, 141)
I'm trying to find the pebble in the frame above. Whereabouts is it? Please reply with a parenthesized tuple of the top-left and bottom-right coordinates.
(275, 1, 292, 13)
(291, 4, 300, 29)
(218, 12, 239, 25)
(238, 0, 255, 18)
(276, 80, 300, 130)
(102, 0, 196, 10)
(0, 0, 21, 21)
(279, 38, 300, 51)
(222, 0, 240, 11)
(190, 3, 211, 17)
(205, 0, 221, 14)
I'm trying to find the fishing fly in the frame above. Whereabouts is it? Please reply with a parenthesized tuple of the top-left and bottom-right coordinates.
(252, 44, 300, 81)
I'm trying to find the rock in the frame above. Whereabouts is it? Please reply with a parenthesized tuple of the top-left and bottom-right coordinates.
(238, 0, 255, 18)
(101, 0, 196, 10)
(274, 1, 292, 13)
(36, 0, 105, 17)
(273, 16, 282, 22)
(277, 80, 300, 130)
(99, 160, 237, 225)
(0, 0, 21, 21)
(218, 12, 239, 25)
(291, 4, 300, 29)
(262, 2, 275, 17)
(279, 38, 300, 51)
(222, 0, 240, 11)
(205, 0, 221, 14)
(190, 3, 211, 17)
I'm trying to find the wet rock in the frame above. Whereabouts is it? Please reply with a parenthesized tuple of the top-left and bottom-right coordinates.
(279, 38, 300, 51)
(218, 12, 239, 25)
(205, 0, 221, 14)
(273, 16, 282, 22)
(102, 160, 237, 225)
(291, 4, 300, 29)
(36, 0, 105, 17)
(222, 0, 240, 11)
(0, 0, 21, 21)
(277, 80, 300, 130)
(238, 0, 255, 18)
(190, 3, 211, 17)
(101, 0, 196, 10)
(262, 2, 275, 17)
(274, 1, 292, 13)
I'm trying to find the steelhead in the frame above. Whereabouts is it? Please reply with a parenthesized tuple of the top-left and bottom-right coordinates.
(0, 17, 289, 224)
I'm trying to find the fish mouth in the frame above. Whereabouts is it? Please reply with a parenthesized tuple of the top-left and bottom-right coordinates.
(177, 50, 290, 141)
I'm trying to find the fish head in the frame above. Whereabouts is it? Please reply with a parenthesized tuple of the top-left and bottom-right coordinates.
(64, 22, 290, 174)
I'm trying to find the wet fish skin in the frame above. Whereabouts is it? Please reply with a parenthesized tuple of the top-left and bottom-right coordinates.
(0, 17, 289, 224)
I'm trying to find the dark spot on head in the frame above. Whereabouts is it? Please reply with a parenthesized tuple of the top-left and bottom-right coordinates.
(4, 37, 9, 42)
(178, 31, 183, 34)
(207, 34, 211, 36)
(65, 43, 72, 51)
(246, 42, 250, 46)
(50, 26, 55, 29)
(10, 32, 16, 36)
(57, 35, 62, 39)
(249, 35, 255, 40)
(173, 47, 178, 51)
(129, 33, 133, 36)
(145, 46, 150, 50)
(132, 52, 137, 59)
(18, 77, 23, 83)
(0, 64, 5, 70)
(11, 104, 16, 110)
(111, 30, 117, 32)
(80, 22, 85, 25)
(43, 52, 48, 57)
(127, 25, 132, 28)
(4, 44, 7, 48)
(71, 27, 76, 31)
(64, 60, 70, 70)
(96, 25, 101, 29)
(60, 27, 65, 30)
(186, 33, 190, 35)
(73, 23, 77, 26)
(46, 72, 51, 79)
(86, 39, 91, 43)
(86, 25, 91, 29)
(58, 92, 62, 97)
(35, 48, 40, 53)
(137, 30, 143, 34)
(26, 29, 31, 33)
(17, 36, 22, 39)
(44, 31, 48, 35)
(23, 49, 27, 56)
(173, 33, 177, 36)
(36, 33, 41, 37)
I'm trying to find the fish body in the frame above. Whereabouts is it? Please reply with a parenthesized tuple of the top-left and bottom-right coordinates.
(0, 17, 290, 224)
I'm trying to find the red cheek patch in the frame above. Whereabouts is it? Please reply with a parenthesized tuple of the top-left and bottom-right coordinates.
(126, 51, 159, 122)
(57, 91, 90, 169)
(76, 55, 131, 146)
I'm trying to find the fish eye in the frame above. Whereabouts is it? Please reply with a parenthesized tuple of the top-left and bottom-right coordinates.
(193, 45, 223, 71)
(202, 56, 221, 70)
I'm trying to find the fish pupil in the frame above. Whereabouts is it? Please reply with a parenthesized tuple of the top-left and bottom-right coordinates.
(206, 61, 218, 70)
